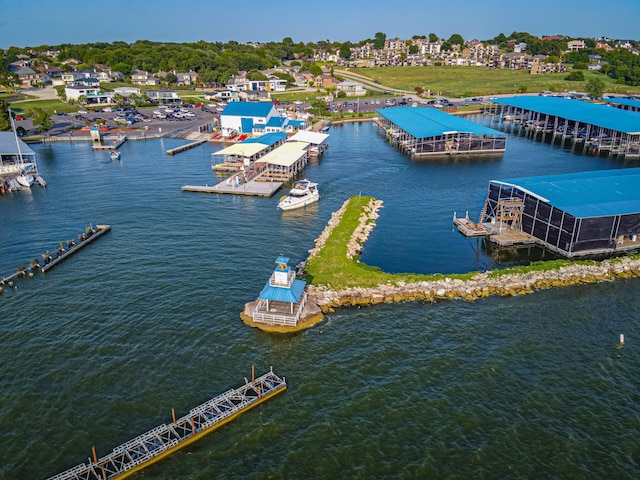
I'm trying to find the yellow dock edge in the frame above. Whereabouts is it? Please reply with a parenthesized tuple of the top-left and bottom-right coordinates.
(112, 383, 286, 479)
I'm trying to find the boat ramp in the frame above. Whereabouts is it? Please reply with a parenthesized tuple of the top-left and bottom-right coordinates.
(48, 368, 286, 480)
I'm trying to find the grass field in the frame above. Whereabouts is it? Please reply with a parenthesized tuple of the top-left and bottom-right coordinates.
(335, 66, 640, 98)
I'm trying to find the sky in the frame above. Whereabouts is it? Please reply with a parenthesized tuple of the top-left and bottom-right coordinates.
(1, 0, 638, 49)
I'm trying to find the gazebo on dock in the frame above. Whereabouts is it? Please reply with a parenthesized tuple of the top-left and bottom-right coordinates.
(252, 256, 307, 326)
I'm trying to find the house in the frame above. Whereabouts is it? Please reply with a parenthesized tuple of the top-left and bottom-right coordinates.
(314, 75, 337, 89)
(567, 40, 586, 51)
(131, 70, 159, 86)
(145, 90, 181, 104)
(205, 90, 240, 102)
(15, 67, 43, 87)
(336, 81, 367, 97)
(65, 85, 100, 102)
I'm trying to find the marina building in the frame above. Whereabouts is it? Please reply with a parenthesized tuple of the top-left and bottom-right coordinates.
(605, 96, 640, 114)
(376, 107, 506, 156)
(457, 168, 640, 258)
(211, 133, 288, 170)
(486, 96, 640, 158)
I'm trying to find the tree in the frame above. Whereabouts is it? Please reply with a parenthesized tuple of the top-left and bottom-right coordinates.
(409, 44, 419, 54)
(586, 78, 605, 98)
(165, 72, 177, 84)
(0, 100, 11, 131)
(565, 71, 584, 81)
(339, 44, 352, 60)
(373, 32, 386, 50)
(447, 34, 464, 46)
(77, 95, 87, 106)
(32, 108, 54, 135)
(428, 33, 439, 42)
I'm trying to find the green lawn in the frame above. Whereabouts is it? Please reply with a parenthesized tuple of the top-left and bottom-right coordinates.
(336, 66, 640, 98)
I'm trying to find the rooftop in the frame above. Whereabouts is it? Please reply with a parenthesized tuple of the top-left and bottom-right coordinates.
(492, 168, 640, 218)
(377, 107, 504, 138)
(491, 96, 640, 134)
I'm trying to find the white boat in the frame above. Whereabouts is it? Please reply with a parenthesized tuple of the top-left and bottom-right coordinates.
(277, 179, 319, 211)
(110, 150, 121, 160)
(16, 172, 33, 188)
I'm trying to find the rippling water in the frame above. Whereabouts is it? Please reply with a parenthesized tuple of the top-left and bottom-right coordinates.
(1, 120, 640, 479)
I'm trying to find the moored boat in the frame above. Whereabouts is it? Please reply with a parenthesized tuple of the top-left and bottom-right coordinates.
(277, 179, 319, 211)
(16, 172, 33, 188)
(110, 150, 121, 160)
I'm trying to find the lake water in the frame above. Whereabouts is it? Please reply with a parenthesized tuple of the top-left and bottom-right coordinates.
(1, 118, 639, 479)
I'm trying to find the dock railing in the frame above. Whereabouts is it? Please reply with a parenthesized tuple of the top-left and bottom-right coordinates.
(48, 368, 286, 480)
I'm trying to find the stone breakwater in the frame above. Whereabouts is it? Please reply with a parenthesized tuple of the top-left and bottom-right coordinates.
(309, 258, 640, 311)
(305, 196, 640, 312)
(306, 197, 384, 261)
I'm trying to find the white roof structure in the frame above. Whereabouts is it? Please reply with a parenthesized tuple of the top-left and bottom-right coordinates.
(288, 130, 329, 145)
(257, 142, 309, 167)
(215, 143, 268, 157)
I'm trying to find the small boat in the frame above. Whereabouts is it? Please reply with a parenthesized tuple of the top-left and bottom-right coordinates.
(16, 172, 33, 188)
(34, 174, 47, 188)
(277, 179, 319, 211)
(110, 150, 121, 160)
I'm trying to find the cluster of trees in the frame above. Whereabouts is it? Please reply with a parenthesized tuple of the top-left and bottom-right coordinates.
(1, 32, 639, 92)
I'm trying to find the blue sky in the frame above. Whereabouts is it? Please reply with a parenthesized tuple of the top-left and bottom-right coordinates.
(1, 0, 638, 49)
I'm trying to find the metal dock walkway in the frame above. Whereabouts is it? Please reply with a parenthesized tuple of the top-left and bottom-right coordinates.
(41, 225, 111, 273)
(48, 368, 286, 480)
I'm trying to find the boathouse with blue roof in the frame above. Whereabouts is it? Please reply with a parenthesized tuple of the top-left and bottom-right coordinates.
(487, 96, 640, 158)
(376, 107, 506, 156)
(251, 256, 308, 326)
(219, 102, 279, 136)
(480, 168, 640, 257)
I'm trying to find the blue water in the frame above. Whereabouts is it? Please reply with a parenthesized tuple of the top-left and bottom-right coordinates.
(1, 120, 640, 479)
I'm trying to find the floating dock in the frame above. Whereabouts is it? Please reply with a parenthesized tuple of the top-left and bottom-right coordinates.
(41, 225, 111, 273)
(166, 139, 206, 156)
(48, 368, 286, 480)
(182, 179, 282, 197)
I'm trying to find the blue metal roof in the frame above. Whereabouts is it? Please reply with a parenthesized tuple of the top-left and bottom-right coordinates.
(493, 168, 640, 218)
(605, 97, 640, 109)
(377, 107, 504, 138)
(258, 278, 306, 303)
(266, 116, 286, 128)
(221, 102, 275, 117)
(491, 96, 640, 134)
(242, 132, 287, 146)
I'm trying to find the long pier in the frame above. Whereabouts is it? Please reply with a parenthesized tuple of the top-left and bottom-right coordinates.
(41, 225, 111, 273)
(48, 368, 286, 480)
(166, 139, 206, 155)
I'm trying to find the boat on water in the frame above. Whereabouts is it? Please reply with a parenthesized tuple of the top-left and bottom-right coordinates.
(16, 172, 34, 188)
(277, 179, 319, 211)
(110, 150, 121, 160)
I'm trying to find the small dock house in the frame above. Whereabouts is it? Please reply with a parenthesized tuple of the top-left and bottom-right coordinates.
(251, 256, 308, 327)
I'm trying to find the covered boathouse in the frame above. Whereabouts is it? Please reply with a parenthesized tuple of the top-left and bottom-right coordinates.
(475, 168, 640, 258)
(486, 96, 640, 158)
(376, 106, 506, 156)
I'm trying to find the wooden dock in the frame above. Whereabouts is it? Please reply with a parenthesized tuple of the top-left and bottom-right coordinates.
(48, 368, 286, 480)
(93, 136, 127, 151)
(166, 139, 206, 156)
(41, 225, 111, 273)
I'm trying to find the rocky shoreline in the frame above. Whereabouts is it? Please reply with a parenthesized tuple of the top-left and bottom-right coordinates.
(305, 197, 640, 312)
